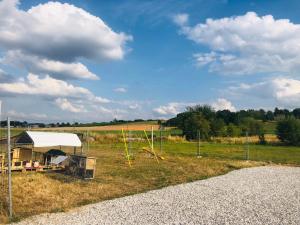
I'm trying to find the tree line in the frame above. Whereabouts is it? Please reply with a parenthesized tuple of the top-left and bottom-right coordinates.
(164, 105, 300, 145)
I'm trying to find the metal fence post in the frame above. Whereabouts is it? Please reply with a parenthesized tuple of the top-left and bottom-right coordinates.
(160, 127, 162, 154)
(7, 117, 12, 219)
(197, 130, 201, 158)
(128, 130, 132, 157)
(246, 131, 249, 160)
(151, 126, 154, 151)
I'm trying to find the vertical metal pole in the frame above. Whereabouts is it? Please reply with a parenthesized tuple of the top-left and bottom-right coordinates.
(128, 130, 132, 157)
(246, 131, 249, 160)
(160, 127, 162, 154)
(151, 126, 154, 150)
(86, 130, 89, 155)
(7, 117, 12, 219)
(197, 130, 201, 158)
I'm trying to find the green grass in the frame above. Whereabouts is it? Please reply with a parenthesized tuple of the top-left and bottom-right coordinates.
(0, 128, 25, 139)
(91, 140, 300, 165)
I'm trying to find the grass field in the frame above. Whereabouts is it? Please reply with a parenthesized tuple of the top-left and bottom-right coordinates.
(1, 136, 300, 223)
(0, 143, 265, 223)
(0, 123, 299, 223)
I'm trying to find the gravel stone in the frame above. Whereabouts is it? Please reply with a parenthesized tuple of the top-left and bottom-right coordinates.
(13, 166, 300, 225)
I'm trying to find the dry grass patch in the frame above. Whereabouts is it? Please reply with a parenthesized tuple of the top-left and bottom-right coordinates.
(0, 145, 265, 224)
(211, 134, 279, 144)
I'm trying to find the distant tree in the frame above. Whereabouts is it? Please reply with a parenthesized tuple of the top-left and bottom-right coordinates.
(265, 110, 274, 121)
(292, 108, 300, 119)
(216, 110, 237, 124)
(210, 118, 226, 136)
(188, 105, 215, 121)
(240, 117, 264, 136)
(276, 118, 300, 145)
(226, 123, 241, 137)
(180, 113, 210, 140)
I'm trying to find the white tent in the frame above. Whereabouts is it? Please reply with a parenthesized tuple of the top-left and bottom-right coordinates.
(17, 131, 82, 148)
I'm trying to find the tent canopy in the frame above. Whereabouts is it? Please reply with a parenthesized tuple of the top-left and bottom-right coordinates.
(16, 131, 82, 148)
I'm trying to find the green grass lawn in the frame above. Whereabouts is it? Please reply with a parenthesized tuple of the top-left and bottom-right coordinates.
(90, 140, 300, 165)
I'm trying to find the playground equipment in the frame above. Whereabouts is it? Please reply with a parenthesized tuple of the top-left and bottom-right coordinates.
(121, 127, 165, 167)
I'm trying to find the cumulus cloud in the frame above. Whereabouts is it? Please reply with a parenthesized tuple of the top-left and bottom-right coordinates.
(2, 51, 98, 80)
(211, 98, 236, 111)
(0, 73, 110, 103)
(113, 87, 127, 93)
(0, 0, 132, 80)
(153, 102, 190, 116)
(175, 12, 300, 75)
(55, 98, 86, 113)
(228, 77, 300, 108)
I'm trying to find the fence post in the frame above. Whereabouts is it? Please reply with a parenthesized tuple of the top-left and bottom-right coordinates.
(197, 130, 201, 158)
(160, 126, 162, 154)
(246, 131, 249, 160)
(151, 126, 154, 150)
(7, 117, 12, 219)
(128, 130, 132, 157)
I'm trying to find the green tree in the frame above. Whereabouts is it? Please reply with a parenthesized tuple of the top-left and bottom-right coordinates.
(180, 113, 210, 140)
(226, 123, 241, 137)
(276, 118, 300, 145)
(210, 118, 226, 136)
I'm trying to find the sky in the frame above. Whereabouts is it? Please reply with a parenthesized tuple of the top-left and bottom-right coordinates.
(0, 0, 300, 122)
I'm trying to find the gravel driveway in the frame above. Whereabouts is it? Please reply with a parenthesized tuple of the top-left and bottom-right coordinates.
(14, 166, 300, 225)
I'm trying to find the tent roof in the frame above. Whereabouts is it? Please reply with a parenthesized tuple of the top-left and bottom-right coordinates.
(17, 131, 82, 148)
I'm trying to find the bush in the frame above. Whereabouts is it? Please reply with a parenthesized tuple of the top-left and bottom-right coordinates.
(276, 118, 300, 145)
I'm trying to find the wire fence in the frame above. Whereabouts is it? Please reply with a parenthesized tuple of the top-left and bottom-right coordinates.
(1, 125, 300, 221)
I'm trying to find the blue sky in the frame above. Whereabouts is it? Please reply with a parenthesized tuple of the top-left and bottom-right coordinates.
(0, 0, 300, 122)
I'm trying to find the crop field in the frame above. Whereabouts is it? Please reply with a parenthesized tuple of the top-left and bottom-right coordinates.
(0, 124, 300, 223)
(39, 122, 161, 132)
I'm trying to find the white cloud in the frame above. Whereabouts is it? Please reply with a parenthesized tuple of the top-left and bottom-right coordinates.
(55, 98, 86, 113)
(0, 73, 110, 103)
(7, 110, 47, 121)
(2, 51, 99, 80)
(154, 99, 236, 117)
(173, 13, 189, 26)
(211, 98, 236, 111)
(153, 102, 190, 116)
(0, 0, 132, 80)
(128, 103, 139, 110)
(175, 12, 300, 75)
(114, 87, 127, 93)
(228, 77, 300, 108)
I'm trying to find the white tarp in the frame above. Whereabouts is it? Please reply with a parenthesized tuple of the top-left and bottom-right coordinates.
(51, 155, 69, 165)
(26, 131, 82, 147)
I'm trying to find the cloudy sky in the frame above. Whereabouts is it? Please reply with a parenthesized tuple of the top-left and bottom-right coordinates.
(0, 0, 300, 122)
